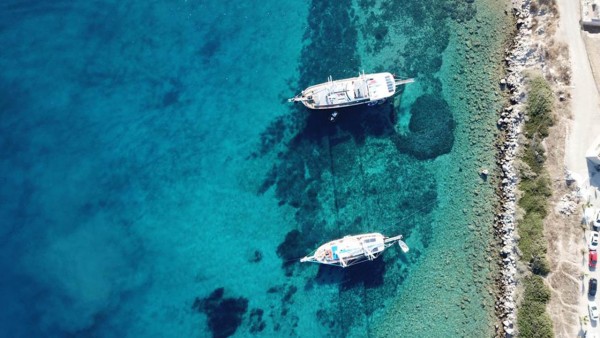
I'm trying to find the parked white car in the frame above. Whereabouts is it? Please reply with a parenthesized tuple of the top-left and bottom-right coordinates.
(590, 231, 600, 251)
(589, 302, 599, 321)
(594, 210, 600, 230)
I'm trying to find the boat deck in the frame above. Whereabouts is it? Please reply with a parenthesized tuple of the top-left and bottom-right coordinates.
(300, 232, 407, 268)
(313, 233, 384, 264)
(304, 78, 369, 108)
(297, 73, 397, 109)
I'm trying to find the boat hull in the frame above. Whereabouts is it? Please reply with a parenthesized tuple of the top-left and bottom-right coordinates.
(300, 233, 405, 268)
(289, 72, 411, 110)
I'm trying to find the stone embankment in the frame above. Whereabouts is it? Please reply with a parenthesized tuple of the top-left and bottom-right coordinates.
(494, 0, 539, 336)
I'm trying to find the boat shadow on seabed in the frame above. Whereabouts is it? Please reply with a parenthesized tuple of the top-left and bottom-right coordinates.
(311, 248, 411, 291)
(314, 258, 386, 290)
(296, 101, 398, 146)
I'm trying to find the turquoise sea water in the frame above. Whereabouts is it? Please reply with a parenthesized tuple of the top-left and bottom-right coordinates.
(0, 1, 512, 337)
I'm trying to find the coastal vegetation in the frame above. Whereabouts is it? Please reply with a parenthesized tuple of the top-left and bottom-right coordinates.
(516, 74, 555, 337)
(524, 76, 555, 138)
(517, 275, 554, 338)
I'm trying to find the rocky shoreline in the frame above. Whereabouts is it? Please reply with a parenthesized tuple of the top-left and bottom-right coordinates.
(494, 0, 537, 336)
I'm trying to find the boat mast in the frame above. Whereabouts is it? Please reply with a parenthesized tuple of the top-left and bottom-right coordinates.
(384, 235, 403, 245)
(339, 255, 347, 267)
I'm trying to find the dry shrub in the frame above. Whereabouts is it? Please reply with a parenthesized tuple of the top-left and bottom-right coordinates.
(556, 42, 569, 60)
(543, 39, 559, 62)
(558, 63, 571, 85)
(530, 1, 539, 14)
(547, 41, 571, 84)
(538, 0, 559, 15)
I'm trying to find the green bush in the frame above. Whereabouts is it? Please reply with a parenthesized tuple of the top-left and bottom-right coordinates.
(531, 255, 551, 276)
(525, 76, 554, 138)
(518, 213, 545, 260)
(518, 276, 553, 338)
(516, 76, 554, 337)
(518, 174, 552, 262)
(517, 303, 554, 338)
(524, 275, 551, 302)
(523, 138, 548, 174)
(518, 76, 553, 265)
(519, 176, 552, 217)
(520, 175, 552, 200)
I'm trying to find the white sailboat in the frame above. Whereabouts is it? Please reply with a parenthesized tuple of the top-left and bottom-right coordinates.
(300, 233, 408, 268)
(288, 72, 414, 110)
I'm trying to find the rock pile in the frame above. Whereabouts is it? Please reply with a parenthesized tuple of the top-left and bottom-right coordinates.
(557, 192, 580, 215)
(494, 0, 542, 336)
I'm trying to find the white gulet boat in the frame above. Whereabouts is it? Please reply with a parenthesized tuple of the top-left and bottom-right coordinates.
(288, 72, 414, 110)
(300, 233, 408, 268)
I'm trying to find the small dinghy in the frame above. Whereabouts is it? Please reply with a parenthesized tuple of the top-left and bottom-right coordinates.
(300, 233, 408, 268)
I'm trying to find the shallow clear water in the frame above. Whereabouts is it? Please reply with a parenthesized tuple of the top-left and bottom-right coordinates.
(0, 0, 511, 337)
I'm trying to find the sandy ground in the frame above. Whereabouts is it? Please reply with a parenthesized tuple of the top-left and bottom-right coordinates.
(546, 0, 600, 336)
(559, 0, 600, 177)
(543, 71, 587, 338)
(583, 33, 600, 92)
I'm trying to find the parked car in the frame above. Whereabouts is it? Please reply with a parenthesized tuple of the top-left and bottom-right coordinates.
(590, 278, 598, 297)
(590, 302, 599, 321)
(590, 251, 598, 268)
(594, 210, 600, 231)
(591, 232, 600, 250)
